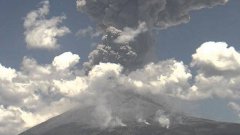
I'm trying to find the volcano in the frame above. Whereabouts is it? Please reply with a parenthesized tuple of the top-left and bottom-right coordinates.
(19, 112, 240, 135)
(19, 94, 240, 135)
(20, 118, 240, 135)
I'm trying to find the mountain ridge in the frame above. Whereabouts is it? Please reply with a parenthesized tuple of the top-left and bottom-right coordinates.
(19, 114, 240, 135)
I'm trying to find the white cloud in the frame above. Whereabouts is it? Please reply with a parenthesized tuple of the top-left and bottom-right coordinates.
(21, 57, 52, 80)
(0, 52, 81, 135)
(88, 62, 122, 79)
(24, 0, 70, 49)
(128, 60, 192, 98)
(228, 102, 240, 118)
(0, 54, 212, 134)
(0, 64, 17, 81)
(0, 106, 25, 135)
(0, 105, 52, 135)
(53, 77, 87, 97)
(192, 42, 240, 76)
(190, 42, 240, 99)
(0, 100, 77, 135)
(3, 42, 240, 134)
(52, 52, 80, 71)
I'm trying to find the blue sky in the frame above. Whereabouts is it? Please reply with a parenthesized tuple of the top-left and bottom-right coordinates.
(0, 0, 93, 68)
(156, 0, 240, 63)
(0, 0, 240, 134)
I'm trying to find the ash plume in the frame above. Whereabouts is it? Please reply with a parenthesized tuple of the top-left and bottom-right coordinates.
(78, 0, 228, 72)
(73, 0, 229, 129)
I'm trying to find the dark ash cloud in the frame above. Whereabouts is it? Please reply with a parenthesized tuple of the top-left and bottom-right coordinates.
(78, 0, 228, 72)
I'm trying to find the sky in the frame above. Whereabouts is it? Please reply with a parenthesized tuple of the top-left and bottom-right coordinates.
(0, 0, 240, 135)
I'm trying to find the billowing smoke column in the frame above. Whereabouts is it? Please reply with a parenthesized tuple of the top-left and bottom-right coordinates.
(77, 0, 228, 72)
(73, 0, 229, 129)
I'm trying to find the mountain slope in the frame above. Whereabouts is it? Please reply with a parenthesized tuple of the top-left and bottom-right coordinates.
(19, 94, 240, 135)
(20, 115, 240, 135)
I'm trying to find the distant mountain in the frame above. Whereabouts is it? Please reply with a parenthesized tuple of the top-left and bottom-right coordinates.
(19, 94, 240, 135)
(19, 114, 240, 135)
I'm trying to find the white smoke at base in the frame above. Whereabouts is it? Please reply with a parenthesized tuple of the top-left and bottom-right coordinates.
(155, 110, 170, 129)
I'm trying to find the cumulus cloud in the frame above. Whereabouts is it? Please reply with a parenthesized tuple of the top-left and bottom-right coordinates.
(48, 61, 192, 128)
(0, 106, 25, 135)
(0, 64, 17, 81)
(24, 0, 70, 49)
(0, 54, 192, 134)
(0, 105, 51, 135)
(3, 41, 240, 134)
(53, 77, 87, 97)
(191, 42, 240, 99)
(192, 42, 240, 76)
(0, 52, 81, 135)
(52, 52, 80, 71)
